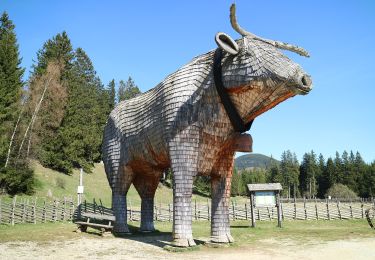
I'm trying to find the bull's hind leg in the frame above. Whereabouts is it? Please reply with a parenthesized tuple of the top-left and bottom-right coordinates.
(133, 171, 162, 232)
(210, 151, 235, 243)
(112, 165, 134, 234)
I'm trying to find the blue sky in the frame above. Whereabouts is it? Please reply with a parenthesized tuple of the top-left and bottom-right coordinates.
(2, 0, 375, 163)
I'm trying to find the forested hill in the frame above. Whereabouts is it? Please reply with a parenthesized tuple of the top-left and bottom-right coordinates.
(235, 153, 279, 170)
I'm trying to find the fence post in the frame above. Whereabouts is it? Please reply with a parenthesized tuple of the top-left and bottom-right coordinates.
(42, 200, 46, 223)
(129, 199, 133, 221)
(361, 199, 364, 219)
(337, 199, 342, 220)
(33, 198, 37, 224)
(250, 193, 255, 227)
(326, 199, 330, 220)
(245, 203, 248, 220)
(0, 197, 2, 224)
(194, 200, 197, 220)
(207, 199, 210, 221)
(349, 199, 353, 219)
(93, 198, 96, 214)
(11, 195, 16, 226)
(304, 198, 307, 220)
(62, 197, 66, 221)
(168, 203, 171, 222)
(280, 199, 284, 221)
(293, 197, 297, 220)
(232, 201, 236, 220)
(22, 200, 26, 223)
(53, 200, 57, 222)
(70, 199, 74, 221)
(267, 207, 271, 221)
(315, 198, 319, 220)
(154, 205, 158, 221)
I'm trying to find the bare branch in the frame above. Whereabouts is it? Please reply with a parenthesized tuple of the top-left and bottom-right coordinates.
(4, 107, 23, 167)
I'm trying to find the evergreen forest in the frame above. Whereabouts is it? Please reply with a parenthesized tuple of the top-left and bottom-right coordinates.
(0, 12, 140, 194)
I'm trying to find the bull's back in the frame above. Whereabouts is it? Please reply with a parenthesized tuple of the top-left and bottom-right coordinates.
(103, 52, 214, 184)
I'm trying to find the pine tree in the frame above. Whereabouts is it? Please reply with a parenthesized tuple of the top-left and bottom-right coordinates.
(333, 151, 343, 183)
(117, 80, 125, 103)
(50, 47, 107, 173)
(355, 152, 370, 197)
(299, 151, 319, 198)
(32, 31, 73, 77)
(230, 168, 243, 196)
(107, 79, 116, 111)
(280, 150, 300, 198)
(317, 153, 326, 197)
(117, 76, 141, 102)
(0, 12, 25, 166)
(0, 12, 36, 195)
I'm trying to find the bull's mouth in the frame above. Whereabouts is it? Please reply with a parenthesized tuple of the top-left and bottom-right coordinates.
(295, 84, 312, 95)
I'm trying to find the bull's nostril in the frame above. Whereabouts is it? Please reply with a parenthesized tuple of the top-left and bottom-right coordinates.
(301, 75, 311, 87)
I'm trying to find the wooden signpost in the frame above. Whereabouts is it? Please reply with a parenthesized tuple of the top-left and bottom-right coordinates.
(247, 183, 283, 228)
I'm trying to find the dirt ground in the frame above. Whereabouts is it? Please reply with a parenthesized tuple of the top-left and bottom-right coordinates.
(1, 235, 374, 260)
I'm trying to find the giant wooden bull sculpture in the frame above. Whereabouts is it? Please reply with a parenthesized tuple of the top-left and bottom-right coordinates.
(102, 4, 312, 247)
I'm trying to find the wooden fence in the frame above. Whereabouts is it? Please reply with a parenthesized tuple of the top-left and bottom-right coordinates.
(1, 196, 374, 226)
(0, 196, 75, 225)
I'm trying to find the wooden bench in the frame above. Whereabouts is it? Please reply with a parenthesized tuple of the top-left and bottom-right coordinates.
(75, 212, 116, 236)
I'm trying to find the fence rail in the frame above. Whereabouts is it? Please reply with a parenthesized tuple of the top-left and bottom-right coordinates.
(1, 196, 374, 226)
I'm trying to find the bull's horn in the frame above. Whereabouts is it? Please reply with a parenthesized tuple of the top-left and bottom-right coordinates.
(230, 4, 310, 57)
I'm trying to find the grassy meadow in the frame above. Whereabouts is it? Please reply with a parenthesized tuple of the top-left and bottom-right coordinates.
(0, 161, 248, 208)
(0, 219, 373, 246)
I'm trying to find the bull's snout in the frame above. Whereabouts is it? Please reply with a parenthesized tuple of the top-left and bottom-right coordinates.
(301, 75, 312, 88)
(296, 74, 312, 94)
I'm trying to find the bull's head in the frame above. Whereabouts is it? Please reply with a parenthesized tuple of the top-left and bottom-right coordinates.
(214, 4, 312, 124)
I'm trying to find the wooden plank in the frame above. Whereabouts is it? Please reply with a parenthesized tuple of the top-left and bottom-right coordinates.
(75, 221, 113, 229)
(81, 212, 116, 221)
(247, 183, 282, 192)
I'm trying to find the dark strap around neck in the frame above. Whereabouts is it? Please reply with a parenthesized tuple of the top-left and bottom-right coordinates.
(213, 48, 253, 133)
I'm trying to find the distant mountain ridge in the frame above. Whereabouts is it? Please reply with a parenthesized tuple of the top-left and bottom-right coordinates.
(234, 153, 279, 170)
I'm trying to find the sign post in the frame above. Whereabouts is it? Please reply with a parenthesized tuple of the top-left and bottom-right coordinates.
(247, 183, 283, 228)
(77, 168, 84, 205)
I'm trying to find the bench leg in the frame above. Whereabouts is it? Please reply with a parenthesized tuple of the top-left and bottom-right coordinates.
(76, 225, 87, 233)
(101, 228, 113, 237)
(81, 225, 88, 232)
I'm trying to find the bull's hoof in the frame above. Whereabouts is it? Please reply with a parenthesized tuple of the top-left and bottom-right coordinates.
(140, 223, 155, 232)
(173, 238, 196, 247)
(211, 233, 234, 243)
(113, 225, 131, 235)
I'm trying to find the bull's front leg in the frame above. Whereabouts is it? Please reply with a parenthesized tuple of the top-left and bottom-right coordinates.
(169, 127, 199, 247)
(210, 151, 235, 243)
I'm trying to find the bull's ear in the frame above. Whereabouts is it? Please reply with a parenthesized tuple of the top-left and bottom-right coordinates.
(215, 32, 239, 55)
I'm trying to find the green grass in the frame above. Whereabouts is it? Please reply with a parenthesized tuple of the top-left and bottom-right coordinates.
(0, 219, 373, 247)
(0, 161, 249, 208)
